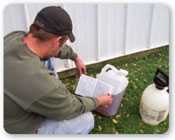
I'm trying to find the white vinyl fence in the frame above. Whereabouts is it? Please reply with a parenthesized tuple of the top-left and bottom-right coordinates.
(3, 3, 170, 72)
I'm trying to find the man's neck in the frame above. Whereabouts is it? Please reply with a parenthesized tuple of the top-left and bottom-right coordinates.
(22, 34, 45, 59)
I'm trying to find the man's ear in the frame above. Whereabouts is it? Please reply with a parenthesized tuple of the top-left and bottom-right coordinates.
(58, 36, 68, 46)
(53, 36, 62, 47)
(56, 36, 62, 43)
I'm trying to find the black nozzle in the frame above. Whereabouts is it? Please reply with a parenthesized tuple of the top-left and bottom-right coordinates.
(153, 68, 169, 90)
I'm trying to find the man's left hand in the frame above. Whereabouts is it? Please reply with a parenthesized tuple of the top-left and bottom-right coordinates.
(74, 55, 87, 76)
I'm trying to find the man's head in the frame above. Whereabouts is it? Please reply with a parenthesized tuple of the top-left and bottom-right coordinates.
(26, 6, 75, 59)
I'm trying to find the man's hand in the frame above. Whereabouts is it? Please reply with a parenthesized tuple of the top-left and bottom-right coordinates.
(74, 55, 87, 76)
(95, 94, 113, 108)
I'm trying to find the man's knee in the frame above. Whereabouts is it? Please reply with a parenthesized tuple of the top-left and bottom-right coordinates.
(80, 112, 94, 134)
(87, 112, 94, 130)
(37, 112, 95, 134)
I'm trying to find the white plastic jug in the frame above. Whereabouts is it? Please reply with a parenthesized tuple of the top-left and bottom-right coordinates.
(140, 69, 169, 125)
(140, 84, 169, 125)
(96, 64, 129, 116)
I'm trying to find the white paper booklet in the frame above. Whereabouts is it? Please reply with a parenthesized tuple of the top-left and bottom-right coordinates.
(75, 74, 114, 97)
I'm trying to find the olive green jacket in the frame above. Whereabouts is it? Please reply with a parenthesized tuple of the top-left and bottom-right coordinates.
(4, 31, 96, 134)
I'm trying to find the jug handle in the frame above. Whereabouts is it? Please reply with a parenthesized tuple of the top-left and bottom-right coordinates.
(101, 64, 119, 75)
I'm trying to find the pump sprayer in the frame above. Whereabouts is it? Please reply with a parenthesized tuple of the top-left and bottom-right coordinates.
(139, 69, 169, 125)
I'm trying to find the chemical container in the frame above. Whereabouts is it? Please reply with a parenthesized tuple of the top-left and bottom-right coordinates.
(140, 69, 169, 125)
(96, 64, 129, 116)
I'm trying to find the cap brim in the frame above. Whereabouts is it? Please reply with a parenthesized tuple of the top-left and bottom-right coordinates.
(68, 32, 75, 42)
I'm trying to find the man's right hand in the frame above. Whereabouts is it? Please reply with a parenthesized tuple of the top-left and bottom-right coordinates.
(95, 94, 112, 108)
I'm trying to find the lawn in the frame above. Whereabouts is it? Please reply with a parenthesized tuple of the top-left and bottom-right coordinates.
(61, 46, 169, 134)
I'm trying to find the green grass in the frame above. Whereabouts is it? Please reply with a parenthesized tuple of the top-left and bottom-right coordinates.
(61, 46, 169, 134)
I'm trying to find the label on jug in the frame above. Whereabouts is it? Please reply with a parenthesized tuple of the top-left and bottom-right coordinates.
(140, 102, 167, 122)
(157, 110, 167, 121)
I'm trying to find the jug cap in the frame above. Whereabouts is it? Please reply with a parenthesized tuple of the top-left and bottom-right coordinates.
(153, 68, 169, 90)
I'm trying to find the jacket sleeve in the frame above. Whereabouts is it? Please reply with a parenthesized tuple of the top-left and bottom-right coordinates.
(27, 78, 97, 121)
(57, 44, 77, 61)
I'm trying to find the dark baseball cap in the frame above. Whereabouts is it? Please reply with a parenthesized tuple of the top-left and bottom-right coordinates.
(34, 6, 75, 42)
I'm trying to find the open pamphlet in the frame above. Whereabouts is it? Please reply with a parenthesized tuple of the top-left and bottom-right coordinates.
(75, 74, 114, 97)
